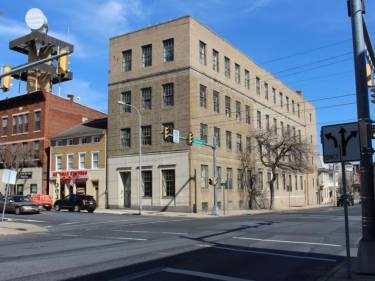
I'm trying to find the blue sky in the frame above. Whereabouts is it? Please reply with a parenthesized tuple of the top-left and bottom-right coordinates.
(0, 0, 374, 153)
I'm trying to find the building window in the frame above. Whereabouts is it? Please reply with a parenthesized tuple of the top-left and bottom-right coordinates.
(226, 131, 232, 150)
(214, 127, 220, 147)
(297, 104, 300, 118)
(235, 101, 241, 121)
(33, 141, 40, 159)
(122, 49, 132, 72)
(121, 128, 131, 148)
(257, 111, 261, 129)
(245, 70, 250, 89)
(11, 143, 17, 155)
(92, 152, 99, 169)
(79, 153, 86, 170)
(199, 41, 206, 65)
(300, 176, 303, 190)
(200, 84, 207, 108)
(282, 173, 286, 190)
(295, 175, 298, 190)
(21, 142, 28, 158)
(298, 130, 302, 142)
(142, 171, 152, 197)
(34, 111, 41, 131)
(163, 38, 174, 62)
(280, 121, 284, 136)
(121, 91, 131, 112)
(246, 136, 251, 152)
(286, 96, 290, 112)
(162, 122, 174, 143)
(24, 113, 29, 132)
(200, 123, 208, 144)
(279, 92, 283, 108)
(141, 44, 152, 67)
(67, 154, 73, 170)
(226, 168, 233, 189)
(224, 57, 231, 78)
(264, 82, 269, 100)
(12, 116, 17, 134)
(235, 63, 240, 84)
(30, 184, 37, 194)
(212, 49, 219, 72)
(162, 169, 175, 197)
(142, 87, 152, 110)
(273, 118, 277, 134)
(2, 117, 7, 136)
(258, 170, 263, 190)
(18, 115, 23, 133)
(201, 165, 208, 189)
(56, 155, 62, 171)
(236, 134, 242, 152)
(142, 125, 152, 145)
(92, 136, 100, 143)
(266, 114, 270, 131)
(163, 83, 174, 106)
(245, 105, 251, 124)
(238, 169, 243, 190)
(256, 77, 260, 96)
(292, 100, 295, 114)
(213, 91, 220, 113)
(225, 96, 231, 117)
(272, 88, 276, 104)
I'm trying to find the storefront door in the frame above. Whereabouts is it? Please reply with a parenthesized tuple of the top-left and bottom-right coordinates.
(121, 172, 131, 208)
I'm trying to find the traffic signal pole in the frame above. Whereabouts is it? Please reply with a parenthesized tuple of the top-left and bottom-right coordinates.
(349, 0, 375, 274)
(212, 136, 219, 216)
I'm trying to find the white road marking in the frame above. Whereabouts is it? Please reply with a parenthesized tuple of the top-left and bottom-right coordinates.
(195, 244, 337, 262)
(112, 230, 188, 235)
(62, 234, 79, 237)
(162, 267, 253, 281)
(60, 222, 80, 225)
(91, 236, 147, 241)
(10, 218, 46, 223)
(232, 237, 342, 247)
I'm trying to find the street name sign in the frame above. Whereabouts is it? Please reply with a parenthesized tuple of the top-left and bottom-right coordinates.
(172, 129, 180, 144)
(321, 122, 361, 163)
(192, 138, 206, 146)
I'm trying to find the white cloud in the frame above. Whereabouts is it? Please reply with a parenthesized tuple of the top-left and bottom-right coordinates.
(242, 0, 273, 14)
(0, 17, 28, 37)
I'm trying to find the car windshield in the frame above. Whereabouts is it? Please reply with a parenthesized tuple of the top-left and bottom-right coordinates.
(12, 196, 31, 202)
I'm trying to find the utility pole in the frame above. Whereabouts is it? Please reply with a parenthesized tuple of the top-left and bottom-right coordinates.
(348, 0, 375, 274)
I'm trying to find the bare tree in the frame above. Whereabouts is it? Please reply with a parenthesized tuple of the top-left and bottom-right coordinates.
(248, 127, 313, 209)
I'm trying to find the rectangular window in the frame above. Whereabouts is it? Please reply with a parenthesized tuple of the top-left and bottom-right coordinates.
(300, 176, 303, 190)
(286, 96, 290, 112)
(121, 128, 131, 148)
(142, 125, 152, 145)
(272, 88, 276, 104)
(266, 114, 270, 131)
(141, 87, 152, 110)
(142, 171, 152, 197)
(34, 111, 41, 131)
(235, 101, 241, 121)
(224, 57, 230, 78)
(2, 117, 7, 136)
(22, 142, 28, 156)
(287, 124, 290, 136)
(67, 154, 73, 170)
(141, 44, 152, 67)
(235, 63, 240, 84)
(279, 92, 283, 108)
(282, 173, 286, 190)
(92, 136, 100, 143)
(30, 184, 37, 194)
(288, 175, 292, 191)
(33, 141, 40, 159)
(212, 49, 219, 72)
(213, 91, 220, 113)
(273, 118, 277, 134)
(92, 152, 99, 169)
(18, 115, 23, 133)
(162, 170, 175, 197)
(163, 38, 174, 62)
(280, 121, 284, 136)
(245, 105, 251, 124)
(200, 123, 208, 144)
(226, 131, 232, 150)
(162, 122, 174, 143)
(295, 175, 298, 190)
(292, 100, 295, 114)
(214, 127, 220, 147)
(256, 77, 260, 96)
(264, 82, 269, 100)
(163, 83, 174, 106)
(12, 116, 17, 134)
(226, 168, 233, 189)
(236, 134, 242, 152)
(225, 96, 231, 117)
(121, 91, 131, 112)
(246, 136, 251, 152)
(276, 174, 279, 190)
(257, 111, 261, 129)
(245, 70, 250, 89)
(199, 41, 206, 65)
(122, 49, 132, 72)
(200, 84, 207, 108)
(56, 155, 62, 171)
(24, 113, 29, 132)
(11, 143, 17, 155)
(258, 170, 263, 190)
(238, 169, 243, 190)
(79, 153, 85, 170)
(297, 104, 300, 118)
(201, 165, 208, 189)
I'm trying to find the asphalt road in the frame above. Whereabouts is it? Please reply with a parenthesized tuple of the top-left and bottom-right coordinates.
(0, 205, 362, 281)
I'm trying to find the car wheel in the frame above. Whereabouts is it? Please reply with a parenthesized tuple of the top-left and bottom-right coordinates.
(73, 205, 80, 212)
(88, 209, 94, 213)
(15, 207, 21, 215)
(55, 204, 61, 211)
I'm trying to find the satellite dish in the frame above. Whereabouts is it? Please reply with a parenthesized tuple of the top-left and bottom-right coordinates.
(25, 8, 48, 33)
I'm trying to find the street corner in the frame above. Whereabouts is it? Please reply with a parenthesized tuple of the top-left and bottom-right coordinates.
(0, 221, 48, 236)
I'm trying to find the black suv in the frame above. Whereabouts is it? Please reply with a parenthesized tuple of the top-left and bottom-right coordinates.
(54, 194, 96, 213)
(337, 193, 354, 207)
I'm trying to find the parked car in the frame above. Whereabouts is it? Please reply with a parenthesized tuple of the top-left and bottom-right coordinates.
(337, 193, 354, 207)
(0, 195, 40, 215)
(54, 194, 96, 213)
(31, 194, 53, 211)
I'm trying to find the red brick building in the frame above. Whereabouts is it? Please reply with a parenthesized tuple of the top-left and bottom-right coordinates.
(0, 90, 106, 195)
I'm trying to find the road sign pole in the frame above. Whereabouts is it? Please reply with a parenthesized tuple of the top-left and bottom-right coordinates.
(212, 136, 219, 216)
(349, 0, 375, 273)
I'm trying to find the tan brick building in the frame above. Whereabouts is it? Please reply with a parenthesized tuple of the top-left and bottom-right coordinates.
(107, 16, 318, 212)
(49, 118, 107, 208)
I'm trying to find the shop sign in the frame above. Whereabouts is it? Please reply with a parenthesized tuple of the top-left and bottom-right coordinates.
(52, 170, 88, 179)
(18, 171, 33, 179)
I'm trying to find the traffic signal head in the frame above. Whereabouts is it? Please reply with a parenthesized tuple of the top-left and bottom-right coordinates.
(163, 126, 170, 141)
(367, 64, 373, 87)
(208, 178, 213, 185)
(58, 49, 69, 75)
(372, 125, 375, 139)
(1, 65, 12, 92)
(187, 132, 193, 145)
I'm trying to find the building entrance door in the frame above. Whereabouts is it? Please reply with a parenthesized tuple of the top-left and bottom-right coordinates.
(121, 172, 131, 208)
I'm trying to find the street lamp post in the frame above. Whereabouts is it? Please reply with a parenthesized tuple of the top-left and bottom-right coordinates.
(118, 101, 142, 215)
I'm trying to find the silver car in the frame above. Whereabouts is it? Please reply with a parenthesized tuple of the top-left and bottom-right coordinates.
(0, 195, 40, 215)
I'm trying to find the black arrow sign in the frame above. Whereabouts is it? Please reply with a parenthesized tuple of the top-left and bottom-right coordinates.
(325, 133, 338, 148)
(339, 127, 357, 156)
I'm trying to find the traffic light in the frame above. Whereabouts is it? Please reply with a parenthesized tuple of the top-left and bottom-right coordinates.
(208, 178, 213, 185)
(1, 65, 12, 92)
(162, 126, 170, 141)
(58, 49, 69, 75)
(372, 125, 375, 139)
(187, 132, 193, 145)
(367, 64, 373, 87)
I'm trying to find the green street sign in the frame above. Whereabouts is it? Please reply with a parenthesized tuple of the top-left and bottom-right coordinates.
(192, 138, 206, 145)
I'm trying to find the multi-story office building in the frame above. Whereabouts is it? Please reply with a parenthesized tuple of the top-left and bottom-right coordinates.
(49, 118, 107, 208)
(107, 16, 318, 212)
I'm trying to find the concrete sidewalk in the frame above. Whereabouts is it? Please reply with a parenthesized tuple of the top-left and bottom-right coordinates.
(322, 260, 375, 281)
(0, 221, 47, 236)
